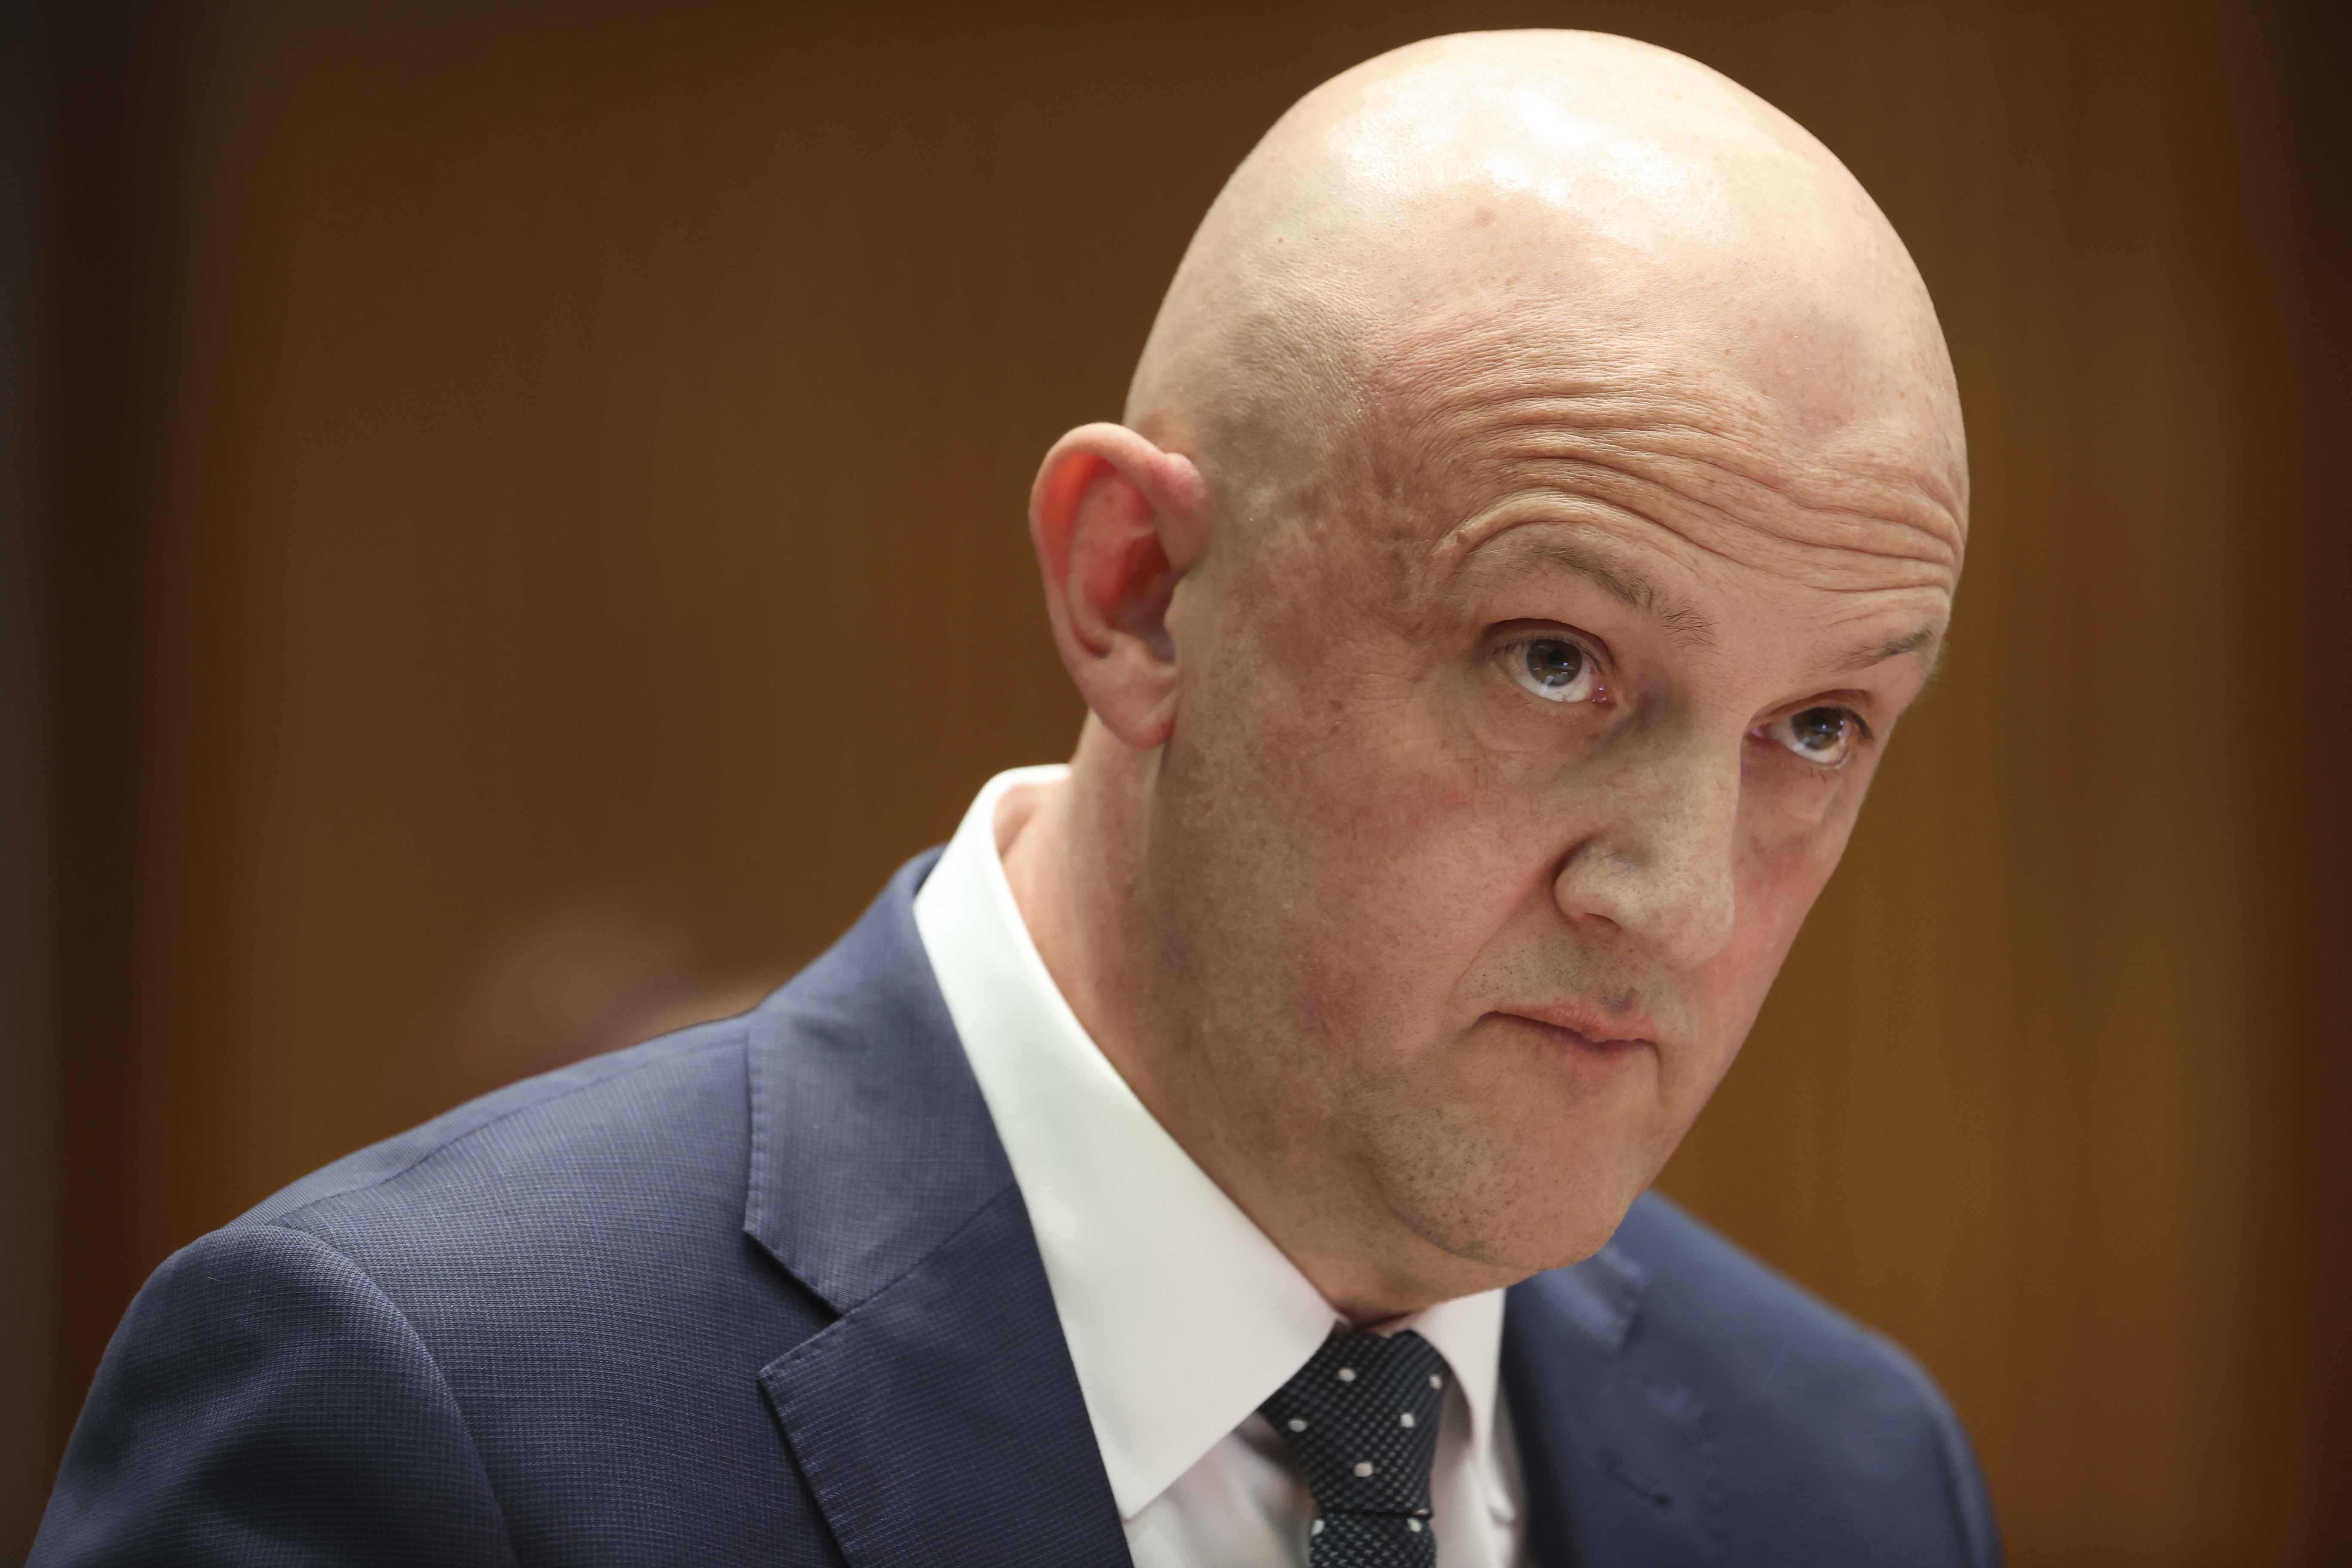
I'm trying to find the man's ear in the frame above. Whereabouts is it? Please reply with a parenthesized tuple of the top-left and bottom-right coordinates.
(1028, 423, 1207, 751)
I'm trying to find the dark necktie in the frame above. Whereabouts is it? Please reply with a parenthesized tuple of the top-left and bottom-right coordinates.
(1261, 1328, 1449, 1568)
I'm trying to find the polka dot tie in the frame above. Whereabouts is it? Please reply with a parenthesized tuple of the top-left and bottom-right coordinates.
(1261, 1329, 1448, 1568)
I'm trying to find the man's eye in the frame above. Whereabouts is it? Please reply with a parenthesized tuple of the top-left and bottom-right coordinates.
(1504, 637, 1599, 704)
(1764, 706, 1865, 766)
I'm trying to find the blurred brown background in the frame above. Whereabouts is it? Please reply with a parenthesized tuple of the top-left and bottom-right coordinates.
(5, 0, 2346, 1562)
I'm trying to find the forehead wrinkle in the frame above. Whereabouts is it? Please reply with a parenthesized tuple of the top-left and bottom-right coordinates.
(1403, 378, 1964, 578)
(1826, 622, 1943, 676)
(1421, 445, 1957, 607)
(1411, 451, 1960, 616)
(1436, 508, 1718, 647)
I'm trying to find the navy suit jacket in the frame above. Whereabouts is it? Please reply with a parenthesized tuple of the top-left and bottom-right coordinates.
(34, 853, 2001, 1566)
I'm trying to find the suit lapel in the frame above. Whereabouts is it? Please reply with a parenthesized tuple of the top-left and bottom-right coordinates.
(1504, 1220, 1723, 1567)
(743, 853, 1130, 1568)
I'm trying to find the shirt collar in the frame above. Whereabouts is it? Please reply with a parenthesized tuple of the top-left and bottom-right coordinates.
(913, 766, 1506, 1520)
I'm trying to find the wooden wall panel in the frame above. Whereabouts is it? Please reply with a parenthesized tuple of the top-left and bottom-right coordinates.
(33, 1, 2340, 1562)
(2285, 9, 2352, 1565)
(0, 0, 52, 1550)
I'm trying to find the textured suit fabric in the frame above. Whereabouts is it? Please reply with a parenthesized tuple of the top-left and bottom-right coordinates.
(1504, 1205, 2001, 1567)
(33, 852, 2001, 1568)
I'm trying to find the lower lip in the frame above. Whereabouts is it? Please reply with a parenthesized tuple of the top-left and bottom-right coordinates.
(1495, 1014, 1652, 1060)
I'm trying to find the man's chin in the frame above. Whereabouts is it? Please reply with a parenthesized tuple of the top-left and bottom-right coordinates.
(1384, 1142, 1659, 1283)
(1496, 1180, 1651, 1275)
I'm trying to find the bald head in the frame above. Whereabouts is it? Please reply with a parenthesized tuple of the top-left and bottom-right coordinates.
(1129, 31, 1964, 576)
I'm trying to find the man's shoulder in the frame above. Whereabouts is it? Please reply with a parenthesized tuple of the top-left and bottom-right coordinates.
(1601, 1190, 1950, 1411)
(235, 1016, 757, 1253)
(208, 1016, 788, 1360)
(1508, 1192, 2000, 1566)
(36, 1016, 842, 1568)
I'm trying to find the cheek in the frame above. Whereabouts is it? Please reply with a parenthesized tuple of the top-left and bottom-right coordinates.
(1690, 788, 1866, 1058)
(1228, 696, 1527, 1054)
(1178, 569, 1574, 1066)
(1740, 833, 1842, 959)
(1269, 769, 1501, 1047)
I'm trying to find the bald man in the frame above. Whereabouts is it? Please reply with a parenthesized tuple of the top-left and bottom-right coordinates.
(35, 32, 1997, 1568)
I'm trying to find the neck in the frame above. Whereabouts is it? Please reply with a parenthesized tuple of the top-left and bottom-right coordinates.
(998, 721, 1520, 1323)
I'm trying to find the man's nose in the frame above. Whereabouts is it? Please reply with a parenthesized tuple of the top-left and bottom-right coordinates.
(1550, 738, 1742, 972)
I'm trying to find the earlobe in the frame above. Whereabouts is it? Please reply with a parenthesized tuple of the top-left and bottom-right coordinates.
(1029, 423, 1206, 752)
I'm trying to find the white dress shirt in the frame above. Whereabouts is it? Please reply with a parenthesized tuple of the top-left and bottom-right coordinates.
(913, 766, 1530, 1568)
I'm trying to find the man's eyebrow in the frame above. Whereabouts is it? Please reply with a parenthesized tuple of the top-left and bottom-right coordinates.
(1831, 623, 1942, 674)
(1510, 536, 1717, 646)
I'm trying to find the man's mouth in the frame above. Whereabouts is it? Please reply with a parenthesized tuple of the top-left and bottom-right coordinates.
(1491, 1001, 1658, 1055)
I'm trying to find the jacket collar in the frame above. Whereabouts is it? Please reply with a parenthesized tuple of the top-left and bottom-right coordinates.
(1504, 1200, 1722, 1566)
(742, 850, 1010, 1313)
(743, 851, 1131, 1567)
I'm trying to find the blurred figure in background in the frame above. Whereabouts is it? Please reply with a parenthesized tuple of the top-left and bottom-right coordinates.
(429, 904, 792, 1113)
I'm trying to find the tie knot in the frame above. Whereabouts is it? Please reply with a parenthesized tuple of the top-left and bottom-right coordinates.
(1261, 1328, 1449, 1522)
